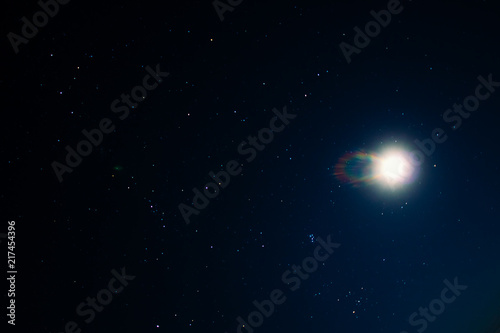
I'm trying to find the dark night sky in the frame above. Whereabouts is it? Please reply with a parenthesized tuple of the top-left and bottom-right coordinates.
(2, 0, 500, 333)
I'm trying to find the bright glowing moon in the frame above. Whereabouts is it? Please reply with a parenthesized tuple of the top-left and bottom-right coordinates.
(334, 147, 420, 189)
(375, 149, 416, 187)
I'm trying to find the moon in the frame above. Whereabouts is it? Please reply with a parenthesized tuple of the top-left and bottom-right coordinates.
(374, 149, 416, 187)
(334, 147, 420, 189)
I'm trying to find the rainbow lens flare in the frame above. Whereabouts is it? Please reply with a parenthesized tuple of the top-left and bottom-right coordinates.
(334, 149, 418, 188)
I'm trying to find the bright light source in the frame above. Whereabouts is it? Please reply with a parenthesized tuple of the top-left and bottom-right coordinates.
(375, 149, 416, 187)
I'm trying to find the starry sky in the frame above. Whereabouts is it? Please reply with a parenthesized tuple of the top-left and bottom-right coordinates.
(2, 0, 500, 332)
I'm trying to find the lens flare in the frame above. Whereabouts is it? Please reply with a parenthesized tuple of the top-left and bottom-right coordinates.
(334, 151, 378, 187)
(334, 149, 417, 188)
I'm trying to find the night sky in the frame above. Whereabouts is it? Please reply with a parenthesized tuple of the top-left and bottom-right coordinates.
(2, 0, 500, 332)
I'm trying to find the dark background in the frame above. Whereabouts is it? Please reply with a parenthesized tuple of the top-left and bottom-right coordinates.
(1, 0, 500, 332)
